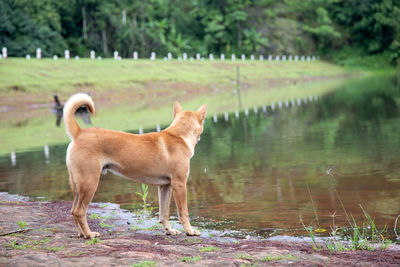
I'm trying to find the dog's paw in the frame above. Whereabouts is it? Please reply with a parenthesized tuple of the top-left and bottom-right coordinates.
(186, 229, 200, 236)
(166, 228, 181, 235)
(85, 231, 100, 239)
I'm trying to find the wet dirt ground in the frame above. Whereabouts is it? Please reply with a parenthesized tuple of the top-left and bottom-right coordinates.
(1, 194, 400, 266)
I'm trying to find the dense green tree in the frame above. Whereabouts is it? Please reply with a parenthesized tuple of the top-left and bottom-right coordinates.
(0, 0, 399, 64)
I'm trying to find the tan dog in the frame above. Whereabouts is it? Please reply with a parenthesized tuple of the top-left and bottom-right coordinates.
(64, 93, 207, 239)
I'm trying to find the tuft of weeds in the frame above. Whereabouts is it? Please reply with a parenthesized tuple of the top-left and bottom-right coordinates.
(6, 240, 31, 250)
(99, 222, 115, 228)
(85, 237, 102, 245)
(132, 261, 157, 267)
(301, 183, 393, 251)
(236, 253, 253, 260)
(184, 237, 202, 244)
(178, 255, 202, 263)
(199, 246, 221, 252)
(46, 246, 65, 252)
(130, 224, 160, 231)
(89, 213, 100, 219)
(64, 251, 84, 257)
(259, 254, 296, 261)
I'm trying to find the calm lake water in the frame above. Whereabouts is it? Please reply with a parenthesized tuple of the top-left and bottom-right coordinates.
(1, 74, 400, 238)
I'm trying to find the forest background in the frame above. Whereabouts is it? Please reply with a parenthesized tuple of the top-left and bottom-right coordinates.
(1, 0, 400, 68)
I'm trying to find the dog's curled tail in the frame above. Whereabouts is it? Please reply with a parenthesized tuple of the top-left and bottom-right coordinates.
(63, 93, 95, 140)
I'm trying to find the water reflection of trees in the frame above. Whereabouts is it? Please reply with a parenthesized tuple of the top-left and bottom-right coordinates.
(191, 74, 400, 229)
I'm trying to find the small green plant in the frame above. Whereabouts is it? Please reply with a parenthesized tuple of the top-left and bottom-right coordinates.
(85, 237, 102, 245)
(89, 213, 100, 219)
(132, 261, 157, 267)
(136, 184, 149, 208)
(178, 255, 202, 263)
(17, 220, 27, 228)
(199, 246, 221, 252)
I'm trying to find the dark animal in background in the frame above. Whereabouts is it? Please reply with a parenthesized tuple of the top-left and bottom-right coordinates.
(51, 94, 91, 126)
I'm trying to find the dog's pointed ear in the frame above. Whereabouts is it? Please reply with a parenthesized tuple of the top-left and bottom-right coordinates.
(196, 104, 207, 121)
(173, 101, 182, 118)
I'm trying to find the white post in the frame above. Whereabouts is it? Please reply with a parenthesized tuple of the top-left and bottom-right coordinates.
(53, 55, 58, 60)
(133, 51, 138, 60)
(44, 145, 50, 160)
(288, 55, 292, 61)
(306, 56, 311, 61)
(11, 151, 16, 166)
(231, 54, 236, 61)
(224, 112, 229, 121)
(282, 55, 286, 61)
(268, 55, 272, 61)
(259, 55, 264, 61)
(36, 48, 41, 59)
(150, 52, 156, 60)
(75, 56, 79, 60)
(209, 53, 214, 60)
(250, 55, 255, 61)
(2, 47, 7, 58)
(90, 50, 95, 59)
(196, 53, 200, 60)
(220, 54, 225, 60)
(114, 51, 118, 60)
(65, 50, 70, 59)
(97, 56, 102, 60)
(241, 54, 246, 60)
(213, 114, 218, 123)
(301, 56, 305, 61)
(312, 55, 316, 61)
(26, 55, 30, 60)
(275, 55, 280, 61)
(294, 55, 298, 61)
(167, 52, 172, 60)
(183, 53, 187, 60)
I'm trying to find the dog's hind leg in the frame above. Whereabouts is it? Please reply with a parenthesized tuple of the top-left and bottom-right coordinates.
(73, 171, 101, 239)
(158, 184, 181, 235)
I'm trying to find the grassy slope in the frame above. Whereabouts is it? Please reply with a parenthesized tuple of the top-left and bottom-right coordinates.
(0, 58, 352, 155)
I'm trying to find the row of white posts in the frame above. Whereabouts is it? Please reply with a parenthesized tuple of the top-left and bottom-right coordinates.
(1, 47, 319, 62)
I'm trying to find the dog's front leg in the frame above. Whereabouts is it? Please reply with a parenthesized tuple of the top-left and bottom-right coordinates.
(171, 178, 200, 236)
(158, 184, 181, 235)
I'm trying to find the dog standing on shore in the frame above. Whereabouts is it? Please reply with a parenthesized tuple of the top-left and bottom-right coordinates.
(64, 93, 207, 239)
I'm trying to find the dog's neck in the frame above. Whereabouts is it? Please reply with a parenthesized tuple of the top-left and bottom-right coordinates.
(165, 122, 197, 158)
